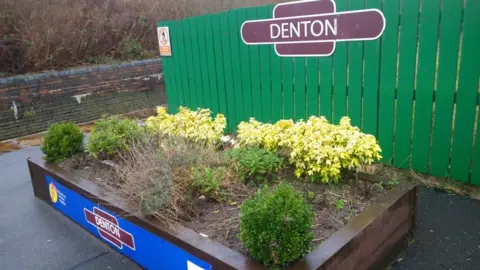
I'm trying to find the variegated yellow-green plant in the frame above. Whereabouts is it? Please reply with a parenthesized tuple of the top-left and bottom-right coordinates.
(145, 106, 226, 145)
(237, 116, 382, 183)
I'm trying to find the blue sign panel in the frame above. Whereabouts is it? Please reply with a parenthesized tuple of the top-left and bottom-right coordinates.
(45, 175, 212, 270)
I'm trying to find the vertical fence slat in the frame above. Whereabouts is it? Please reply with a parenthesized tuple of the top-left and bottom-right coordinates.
(247, 8, 262, 121)
(158, 21, 177, 113)
(362, 0, 382, 135)
(450, 0, 480, 182)
(167, 21, 181, 112)
(471, 94, 480, 184)
(258, 6, 273, 123)
(220, 12, 236, 132)
(169, 21, 183, 111)
(190, 18, 205, 109)
(186, 18, 200, 109)
(176, 21, 191, 109)
(429, 1, 463, 177)
(307, 57, 319, 117)
(377, 0, 400, 164)
(204, 15, 219, 115)
(294, 57, 306, 120)
(161, 21, 176, 112)
(182, 19, 198, 109)
(471, 93, 480, 184)
(281, 39, 293, 120)
(228, 9, 244, 128)
(191, 18, 205, 109)
(177, 20, 191, 107)
(237, 9, 253, 121)
(393, 0, 420, 169)
(269, 10, 283, 122)
(346, 0, 364, 127)
(411, 0, 441, 173)
(197, 16, 212, 111)
(333, 0, 348, 124)
(196, 17, 209, 109)
(283, 57, 294, 120)
(270, 54, 283, 122)
(211, 13, 227, 118)
(319, 57, 333, 121)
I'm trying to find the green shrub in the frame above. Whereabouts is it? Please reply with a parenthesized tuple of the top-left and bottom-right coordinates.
(86, 116, 144, 159)
(335, 199, 345, 210)
(192, 166, 230, 200)
(41, 122, 84, 163)
(237, 117, 382, 183)
(239, 182, 314, 267)
(145, 106, 227, 146)
(224, 147, 282, 184)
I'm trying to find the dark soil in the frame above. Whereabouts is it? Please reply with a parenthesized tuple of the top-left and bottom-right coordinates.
(59, 154, 118, 186)
(60, 156, 390, 257)
(181, 168, 387, 256)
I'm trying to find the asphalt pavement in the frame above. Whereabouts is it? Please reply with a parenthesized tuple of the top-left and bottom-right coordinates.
(391, 187, 480, 270)
(1, 146, 480, 270)
(0, 147, 140, 270)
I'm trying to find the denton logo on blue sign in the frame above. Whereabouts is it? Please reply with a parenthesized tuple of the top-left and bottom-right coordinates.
(45, 175, 212, 270)
(84, 206, 136, 250)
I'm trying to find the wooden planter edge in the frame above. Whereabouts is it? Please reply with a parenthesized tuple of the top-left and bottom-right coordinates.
(27, 157, 418, 270)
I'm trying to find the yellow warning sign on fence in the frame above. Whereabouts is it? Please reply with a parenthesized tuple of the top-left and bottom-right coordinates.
(157, 27, 171, 56)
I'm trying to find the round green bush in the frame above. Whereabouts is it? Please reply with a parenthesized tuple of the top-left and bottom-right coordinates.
(41, 122, 84, 163)
(239, 182, 314, 267)
(86, 116, 144, 159)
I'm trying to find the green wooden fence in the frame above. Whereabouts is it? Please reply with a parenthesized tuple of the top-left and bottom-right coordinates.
(159, 0, 480, 184)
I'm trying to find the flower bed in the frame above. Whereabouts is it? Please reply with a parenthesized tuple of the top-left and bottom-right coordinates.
(29, 107, 418, 270)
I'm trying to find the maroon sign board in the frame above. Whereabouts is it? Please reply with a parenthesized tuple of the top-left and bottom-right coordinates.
(241, 0, 385, 57)
(84, 206, 136, 250)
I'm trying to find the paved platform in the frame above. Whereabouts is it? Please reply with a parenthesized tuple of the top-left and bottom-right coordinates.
(0, 147, 139, 270)
(391, 187, 480, 270)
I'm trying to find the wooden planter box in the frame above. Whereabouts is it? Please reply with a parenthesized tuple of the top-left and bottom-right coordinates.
(28, 157, 418, 270)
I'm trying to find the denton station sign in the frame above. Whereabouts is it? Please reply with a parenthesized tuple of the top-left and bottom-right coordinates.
(241, 0, 385, 56)
(84, 206, 136, 250)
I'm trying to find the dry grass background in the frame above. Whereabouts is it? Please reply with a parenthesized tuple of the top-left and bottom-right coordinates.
(0, 0, 283, 75)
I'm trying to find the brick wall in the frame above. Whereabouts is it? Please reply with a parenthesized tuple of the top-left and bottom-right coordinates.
(0, 59, 165, 141)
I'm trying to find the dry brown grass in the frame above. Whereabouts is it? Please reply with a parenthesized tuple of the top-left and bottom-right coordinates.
(0, 0, 283, 75)
(369, 163, 480, 200)
(106, 135, 226, 227)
